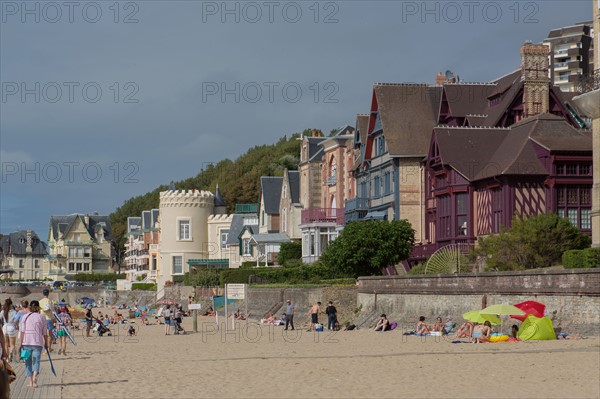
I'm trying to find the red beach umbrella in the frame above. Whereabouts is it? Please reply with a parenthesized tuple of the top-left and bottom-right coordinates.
(511, 300, 546, 322)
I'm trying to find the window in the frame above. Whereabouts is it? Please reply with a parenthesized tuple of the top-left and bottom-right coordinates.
(555, 164, 564, 175)
(566, 164, 577, 175)
(220, 230, 229, 249)
(19, 259, 24, 268)
(151, 256, 157, 270)
(384, 172, 391, 195)
(456, 193, 468, 236)
(178, 220, 190, 240)
(73, 233, 81, 242)
(76, 247, 83, 257)
(84, 248, 90, 257)
(243, 239, 252, 256)
(492, 188, 503, 233)
(438, 195, 452, 239)
(374, 176, 381, 197)
(35, 271, 40, 279)
(261, 211, 265, 226)
(34, 260, 39, 269)
(580, 164, 590, 175)
(68, 263, 75, 271)
(84, 264, 90, 271)
(68, 247, 76, 257)
(282, 183, 287, 198)
(567, 209, 578, 227)
(282, 209, 287, 233)
(172, 256, 183, 274)
(330, 158, 337, 178)
(309, 233, 315, 256)
(581, 209, 591, 230)
(76, 263, 82, 271)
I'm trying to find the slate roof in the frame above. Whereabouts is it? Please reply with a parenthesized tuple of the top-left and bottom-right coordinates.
(305, 137, 326, 162)
(225, 214, 258, 245)
(356, 114, 369, 145)
(287, 171, 301, 204)
(0, 231, 48, 256)
(214, 184, 227, 207)
(260, 176, 283, 215)
(433, 114, 592, 182)
(127, 217, 142, 235)
(250, 233, 291, 244)
(49, 214, 114, 241)
(373, 84, 442, 157)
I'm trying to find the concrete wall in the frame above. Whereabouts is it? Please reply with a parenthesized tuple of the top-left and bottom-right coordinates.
(357, 269, 600, 335)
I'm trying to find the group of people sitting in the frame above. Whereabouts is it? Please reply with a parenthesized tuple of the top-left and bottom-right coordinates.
(260, 313, 286, 326)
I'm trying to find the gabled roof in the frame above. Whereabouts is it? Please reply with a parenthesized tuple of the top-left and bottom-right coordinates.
(287, 171, 300, 204)
(0, 231, 48, 256)
(356, 114, 369, 145)
(433, 113, 591, 182)
(442, 83, 493, 117)
(225, 214, 258, 245)
(332, 125, 355, 137)
(260, 176, 283, 215)
(302, 137, 326, 163)
(372, 84, 442, 157)
(49, 214, 113, 241)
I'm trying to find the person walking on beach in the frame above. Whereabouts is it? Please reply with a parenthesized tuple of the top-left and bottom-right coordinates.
(39, 289, 55, 351)
(1, 299, 17, 362)
(284, 300, 295, 331)
(325, 301, 337, 331)
(19, 300, 48, 389)
(84, 305, 94, 337)
(56, 307, 72, 355)
(306, 302, 322, 332)
(163, 305, 172, 335)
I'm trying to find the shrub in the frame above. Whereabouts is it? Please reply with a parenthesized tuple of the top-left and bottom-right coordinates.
(131, 283, 156, 291)
(184, 269, 220, 287)
(282, 259, 303, 268)
(562, 250, 585, 268)
(319, 278, 356, 286)
(220, 263, 347, 286)
(407, 263, 427, 275)
(582, 248, 600, 268)
(278, 241, 302, 265)
(72, 273, 125, 282)
(477, 213, 590, 271)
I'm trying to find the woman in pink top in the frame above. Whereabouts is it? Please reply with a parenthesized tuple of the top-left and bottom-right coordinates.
(19, 300, 48, 389)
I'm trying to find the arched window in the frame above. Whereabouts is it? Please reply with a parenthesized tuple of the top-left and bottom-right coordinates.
(329, 157, 337, 178)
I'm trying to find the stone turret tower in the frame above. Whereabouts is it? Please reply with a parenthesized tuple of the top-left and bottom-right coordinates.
(213, 184, 227, 215)
(157, 189, 215, 289)
(521, 42, 551, 117)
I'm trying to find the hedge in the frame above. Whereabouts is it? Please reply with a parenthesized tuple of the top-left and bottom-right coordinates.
(562, 248, 600, 268)
(220, 264, 348, 286)
(131, 283, 157, 291)
(72, 273, 125, 282)
(319, 278, 356, 286)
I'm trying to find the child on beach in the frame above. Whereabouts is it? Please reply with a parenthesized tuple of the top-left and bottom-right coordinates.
(56, 307, 72, 355)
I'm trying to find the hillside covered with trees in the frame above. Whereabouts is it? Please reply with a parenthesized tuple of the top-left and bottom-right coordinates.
(109, 129, 322, 251)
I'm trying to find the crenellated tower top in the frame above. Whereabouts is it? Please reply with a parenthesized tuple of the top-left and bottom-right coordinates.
(159, 189, 215, 208)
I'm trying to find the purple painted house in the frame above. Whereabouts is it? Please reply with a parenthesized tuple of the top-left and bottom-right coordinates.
(424, 114, 592, 249)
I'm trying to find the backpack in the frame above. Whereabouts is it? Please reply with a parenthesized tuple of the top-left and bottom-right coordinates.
(389, 321, 397, 331)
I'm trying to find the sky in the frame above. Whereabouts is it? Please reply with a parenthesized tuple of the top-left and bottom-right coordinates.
(0, 0, 594, 237)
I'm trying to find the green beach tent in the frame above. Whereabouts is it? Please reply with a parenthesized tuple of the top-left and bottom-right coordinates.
(517, 315, 556, 341)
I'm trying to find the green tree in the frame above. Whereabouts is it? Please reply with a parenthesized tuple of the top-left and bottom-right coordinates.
(278, 241, 302, 265)
(184, 269, 220, 287)
(321, 220, 415, 277)
(476, 213, 591, 271)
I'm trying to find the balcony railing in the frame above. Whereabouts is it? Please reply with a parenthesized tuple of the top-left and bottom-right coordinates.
(301, 208, 344, 225)
(345, 197, 369, 212)
(48, 269, 66, 275)
(65, 240, 93, 245)
(577, 69, 600, 93)
(235, 203, 259, 214)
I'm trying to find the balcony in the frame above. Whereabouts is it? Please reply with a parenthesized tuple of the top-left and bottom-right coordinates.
(65, 240, 93, 245)
(235, 203, 259, 214)
(46, 254, 65, 260)
(573, 69, 600, 119)
(345, 197, 369, 212)
(301, 208, 344, 225)
(149, 244, 159, 251)
(327, 176, 337, 186)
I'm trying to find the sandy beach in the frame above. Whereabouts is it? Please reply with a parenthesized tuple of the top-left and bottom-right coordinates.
(31, 310, 598, 399)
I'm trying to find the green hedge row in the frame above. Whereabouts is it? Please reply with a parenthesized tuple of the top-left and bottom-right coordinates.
(72, 273, 125, 282)
(220, 264, 347, 285)
(319, 278, 356, 286)
(562, 248, 600, 268)
(131, 283, 157, 291)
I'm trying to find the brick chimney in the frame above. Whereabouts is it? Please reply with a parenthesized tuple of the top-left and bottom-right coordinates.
(520, 42, 550, 117)
(26, 230, 32, 253)
(435, 72, 446, 86)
